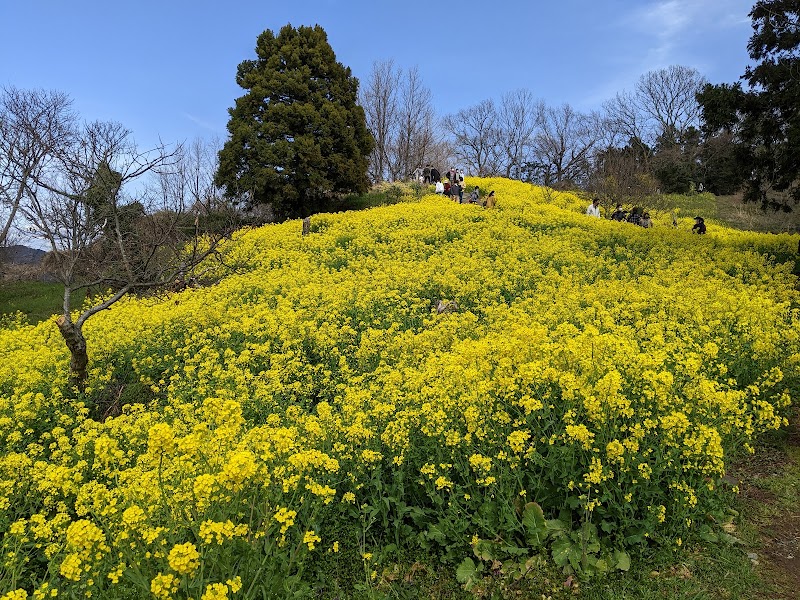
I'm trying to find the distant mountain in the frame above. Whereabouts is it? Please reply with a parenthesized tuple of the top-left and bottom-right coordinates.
(0, 245, 46, 265)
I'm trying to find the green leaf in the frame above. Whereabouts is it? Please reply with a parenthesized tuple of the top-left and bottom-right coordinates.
(426, 524, 446, 544)
(614, 549, 631, 571)
(699, 531, 719, 543)
(501, 559, 519, 577)
(719, 532, 744, 545)
(624, 528, 646, 545)
(568, 546, 583, 571)
(500, 544, 529, 557)
(524, 556, 543, 571)
(523, 502, 547, 546)
(473, 540, 496, 561)
(456, 557, 477, 584)
(579, 524, 601, 554)
(551, 536, 573, 567)
(546, 518, 568, 538)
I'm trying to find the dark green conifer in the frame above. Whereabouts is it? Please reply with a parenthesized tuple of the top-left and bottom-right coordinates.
(216, 24, 374, 219)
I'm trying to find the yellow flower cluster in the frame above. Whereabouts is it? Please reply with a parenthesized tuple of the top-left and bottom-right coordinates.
(273, 507, 297, 535)
(150, 572, 179, 599)
(302, 530, 321, 550)
(0, 177, 798, 595)
(199, 520, 249, 545)
(167, 542, 200, 576)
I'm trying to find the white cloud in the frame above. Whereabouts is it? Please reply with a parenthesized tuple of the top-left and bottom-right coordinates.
(183, 113, 222, 134)
(576, 0, 752, 105)
(626, 0, 751, 64)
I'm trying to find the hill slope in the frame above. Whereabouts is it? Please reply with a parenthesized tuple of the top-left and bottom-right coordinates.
(1, 178, 798, 598)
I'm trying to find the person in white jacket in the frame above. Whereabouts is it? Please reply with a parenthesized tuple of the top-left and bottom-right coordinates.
(586, 198, 601, 217)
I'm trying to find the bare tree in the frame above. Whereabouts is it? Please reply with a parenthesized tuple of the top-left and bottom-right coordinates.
(0, 87, 75, 249)
(360, 60, 401, 183)
(390, 66, 436, 181)
(153, 136, 225, 215)
(638, 65, 707, 144)
(604, 65, 707, 148)
(604, 91, 641, 143)
(528, 103, 602, 187)
(442, 99, 501, 176)
(19, 120, 231, 389)
(590, 144, 657, 202)
(497, 89, 541, 179)
(361, 61, 438, 182)
(602, 90, 652, 169)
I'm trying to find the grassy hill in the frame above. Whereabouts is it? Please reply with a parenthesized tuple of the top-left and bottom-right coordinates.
(0, 178, 798, 599)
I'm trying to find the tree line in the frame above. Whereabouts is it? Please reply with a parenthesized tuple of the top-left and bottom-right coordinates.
(364, 62, 737, 200)
(362, 0, 799, 212)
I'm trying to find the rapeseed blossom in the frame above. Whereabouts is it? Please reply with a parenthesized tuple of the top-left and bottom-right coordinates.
(200, 583, 229, 600)
(167, 542, 200, 575)
(303, 530, 321, 550)
(150, 573, 179, 599)
(0, 177, 797, 596)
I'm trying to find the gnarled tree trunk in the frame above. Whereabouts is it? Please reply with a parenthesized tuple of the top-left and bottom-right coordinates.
(56, 315, 88, 391)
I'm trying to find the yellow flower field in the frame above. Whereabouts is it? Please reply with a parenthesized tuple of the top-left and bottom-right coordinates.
(0, 178, 798, 597)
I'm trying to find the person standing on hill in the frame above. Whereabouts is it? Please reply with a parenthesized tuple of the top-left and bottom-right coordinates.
(451, 181, 461, 202)
(435, 180, 444, 194)
(470, 186, 480, 204)
(586, 198, 601, 217)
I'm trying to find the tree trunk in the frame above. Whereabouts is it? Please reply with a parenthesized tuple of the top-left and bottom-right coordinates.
(56, 315, 88, 391)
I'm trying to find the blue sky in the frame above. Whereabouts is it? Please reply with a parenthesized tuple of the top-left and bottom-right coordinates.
(1, 0, 754, 151)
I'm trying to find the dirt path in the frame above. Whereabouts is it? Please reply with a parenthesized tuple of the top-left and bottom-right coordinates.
(732, 416, 800, 599)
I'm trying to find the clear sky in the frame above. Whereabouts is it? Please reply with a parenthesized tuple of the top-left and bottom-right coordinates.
(1, 0, 754, 151)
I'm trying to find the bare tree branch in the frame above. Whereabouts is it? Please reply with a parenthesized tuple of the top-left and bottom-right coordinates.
(0, 87, 75, 249)
(12, 109, 233, 390)
(442, 99, 501, 177)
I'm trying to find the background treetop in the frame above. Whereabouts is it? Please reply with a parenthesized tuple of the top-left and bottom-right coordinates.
(216, 24, 373, 220)
(698, 0, 800, 209)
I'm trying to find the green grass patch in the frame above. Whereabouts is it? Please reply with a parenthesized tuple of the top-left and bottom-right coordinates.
(0, 280, 83, 325)
(339, 182, 427, 211)
(312, 542, 764, 600)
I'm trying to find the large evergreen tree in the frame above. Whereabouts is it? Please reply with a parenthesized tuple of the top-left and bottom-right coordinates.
(216, 24, 374, 219)
(697, 1, 800, 208)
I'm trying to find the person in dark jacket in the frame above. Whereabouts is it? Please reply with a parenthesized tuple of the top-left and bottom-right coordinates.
(451, 182, 462, 202)
(611, 204, 627, 221)
(692, 216, 706, 234)
(470, 186, 480, 204)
